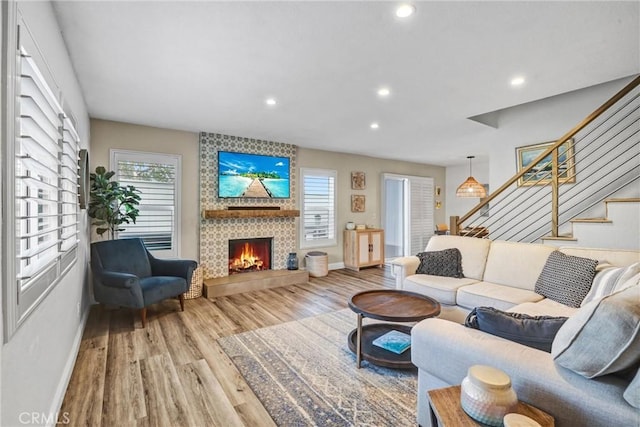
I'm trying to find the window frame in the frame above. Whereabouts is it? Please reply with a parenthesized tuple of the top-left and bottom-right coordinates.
(110, 149, 182, 258)
(299, 167, 337, 249)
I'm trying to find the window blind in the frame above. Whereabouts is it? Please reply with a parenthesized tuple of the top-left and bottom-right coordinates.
(409, 176, 434, 255)
(113, 152, 180, 257)
(300, 168, 336, 247)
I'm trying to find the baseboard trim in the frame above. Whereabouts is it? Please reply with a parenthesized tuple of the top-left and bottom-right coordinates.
(328, 262, 345, 270)
(48, 307, 90, 426)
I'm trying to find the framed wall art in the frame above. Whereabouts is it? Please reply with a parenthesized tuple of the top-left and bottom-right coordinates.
(351, 171, 366, 190)
(516, 139, 576, 186)
(351, 195, 365, 212)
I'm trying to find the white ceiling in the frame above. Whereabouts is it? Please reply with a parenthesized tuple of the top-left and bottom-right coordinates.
(52, 1, 639, 166)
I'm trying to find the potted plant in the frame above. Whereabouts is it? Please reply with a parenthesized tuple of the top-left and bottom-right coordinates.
(88, 166, 141, 240)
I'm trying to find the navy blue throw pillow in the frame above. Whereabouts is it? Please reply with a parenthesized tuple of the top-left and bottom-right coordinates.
(465, 307, 568, 353)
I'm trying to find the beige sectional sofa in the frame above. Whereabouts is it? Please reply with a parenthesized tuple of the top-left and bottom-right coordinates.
(390, 235, 640, 427)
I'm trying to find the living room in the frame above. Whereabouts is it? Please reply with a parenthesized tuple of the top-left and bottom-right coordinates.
(1, 1, 639, 426)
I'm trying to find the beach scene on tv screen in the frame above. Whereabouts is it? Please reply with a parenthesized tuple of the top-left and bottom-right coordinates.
(218, 151, 290, 198)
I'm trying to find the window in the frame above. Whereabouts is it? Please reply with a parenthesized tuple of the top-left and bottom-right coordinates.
(300, 168, 337, 248)
(111, 150, 181, 258)
(3, 20, 80, 338)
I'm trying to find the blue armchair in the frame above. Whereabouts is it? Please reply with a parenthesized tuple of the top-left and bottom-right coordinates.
(90, 238, 197, 327)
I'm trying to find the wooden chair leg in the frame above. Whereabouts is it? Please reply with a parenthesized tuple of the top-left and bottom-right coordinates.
(179, 294, 185, 312)
(140, 307, 147, 328)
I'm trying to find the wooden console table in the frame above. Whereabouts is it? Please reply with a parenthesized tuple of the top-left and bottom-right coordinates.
(428, 385, 554, 427)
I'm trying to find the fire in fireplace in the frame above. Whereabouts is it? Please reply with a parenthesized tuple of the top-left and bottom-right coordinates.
(228, 237, 272, 274)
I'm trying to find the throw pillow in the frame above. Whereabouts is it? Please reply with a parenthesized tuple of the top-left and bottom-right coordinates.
(534, 251, 598, 308)
(415, 248, 463, 278)
(465, 307, 568, 352)
(581, 262, 640, 306)
(624, 368, 640, 409)
(551, 284, 640, 378)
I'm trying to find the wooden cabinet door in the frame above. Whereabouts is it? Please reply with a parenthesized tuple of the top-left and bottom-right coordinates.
(357, 232, 370, 264)
(369, 231, 384, 264)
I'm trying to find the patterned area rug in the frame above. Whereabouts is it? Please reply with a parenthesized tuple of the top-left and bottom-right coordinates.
(218, 309, 417, 426)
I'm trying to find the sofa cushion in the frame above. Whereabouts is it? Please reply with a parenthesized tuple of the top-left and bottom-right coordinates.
(581, 262, 640, 306)
(560, 246, 640, 267)
(416, 248, 463, 278)
(508, 299, 578, 318)
(403, 275, 478, 305)
(535, 251, 598, 308)
(552, 285, 640, 378)
(425, 235, 492, 281)
(412, 318, 639, 427)
(482, 241, 556, 290)
(457, 282, 544, 311)
(624, 368, 640, 409)
(465, 307, 568, 352)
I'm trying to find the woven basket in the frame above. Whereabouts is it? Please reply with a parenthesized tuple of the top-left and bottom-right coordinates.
(306, 251, 328, 278)
(184, 266, 203, 299)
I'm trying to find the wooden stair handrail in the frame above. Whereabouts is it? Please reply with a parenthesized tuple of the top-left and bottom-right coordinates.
(457, 74, 640, 226)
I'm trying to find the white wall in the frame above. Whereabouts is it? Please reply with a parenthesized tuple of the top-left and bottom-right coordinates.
(488, 77, 637, 194)
(1, 2, 91, 426)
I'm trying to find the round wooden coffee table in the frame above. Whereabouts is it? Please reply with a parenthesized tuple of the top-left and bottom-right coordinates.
(348, 289, 441, 369)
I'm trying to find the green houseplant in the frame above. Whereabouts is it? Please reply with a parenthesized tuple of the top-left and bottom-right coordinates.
(88, 166, 141, 240)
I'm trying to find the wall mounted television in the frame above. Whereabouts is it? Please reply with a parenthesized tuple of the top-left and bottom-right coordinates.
(218, 151, 291, 198)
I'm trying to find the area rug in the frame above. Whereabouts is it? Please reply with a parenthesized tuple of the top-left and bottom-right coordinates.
(217, 309, 417, 426)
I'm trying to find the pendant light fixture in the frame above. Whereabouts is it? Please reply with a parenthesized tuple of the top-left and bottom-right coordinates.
(456, 156, 487, 198)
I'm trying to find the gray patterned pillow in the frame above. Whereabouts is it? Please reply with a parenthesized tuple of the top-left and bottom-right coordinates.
(535, 251, 598, 308)
(416, 248, 463, 278)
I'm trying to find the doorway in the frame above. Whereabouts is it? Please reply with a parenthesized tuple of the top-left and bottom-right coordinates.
(382, 174, 435, 259)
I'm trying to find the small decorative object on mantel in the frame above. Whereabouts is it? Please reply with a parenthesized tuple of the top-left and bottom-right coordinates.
(346, 221, 356, 230)
(287, 252, 299, 270)
(460, 365, 518, 426)
(351, 171, 366, 190)
(351, 195, 365, 212)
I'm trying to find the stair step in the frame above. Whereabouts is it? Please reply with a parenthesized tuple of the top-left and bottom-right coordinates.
(605, 198, 640, 204)
(542, 236, 577, 241)
(570, 218, 613, 223)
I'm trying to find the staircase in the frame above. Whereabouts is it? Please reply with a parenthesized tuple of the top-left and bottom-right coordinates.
(542, 198, 640, 249)
(451, 76, 640, 249)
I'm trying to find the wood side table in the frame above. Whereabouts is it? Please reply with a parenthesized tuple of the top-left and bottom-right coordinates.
(428, 385, 554, 427)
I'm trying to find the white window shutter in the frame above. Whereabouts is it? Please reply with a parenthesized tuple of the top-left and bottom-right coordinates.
(300, 168, 337, 248)
(409, 176, 434, 254)
(112, 151, 181, 258)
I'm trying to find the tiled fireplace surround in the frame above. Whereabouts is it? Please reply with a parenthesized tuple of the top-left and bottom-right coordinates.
(199, 133, 298, 279)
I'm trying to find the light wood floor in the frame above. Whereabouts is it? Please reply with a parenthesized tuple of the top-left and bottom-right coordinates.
(60, 267, 395, 426)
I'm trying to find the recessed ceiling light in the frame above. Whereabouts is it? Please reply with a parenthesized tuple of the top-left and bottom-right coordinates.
(370, 122, 380, 129)
(510, 76, 525, 87)
(265, 98, 277, 106)
(377, 87, 391, 97)
(396, 4, 415, 18)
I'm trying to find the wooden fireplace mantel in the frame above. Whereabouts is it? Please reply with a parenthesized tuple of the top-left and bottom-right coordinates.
(202, 209, 300, 219)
